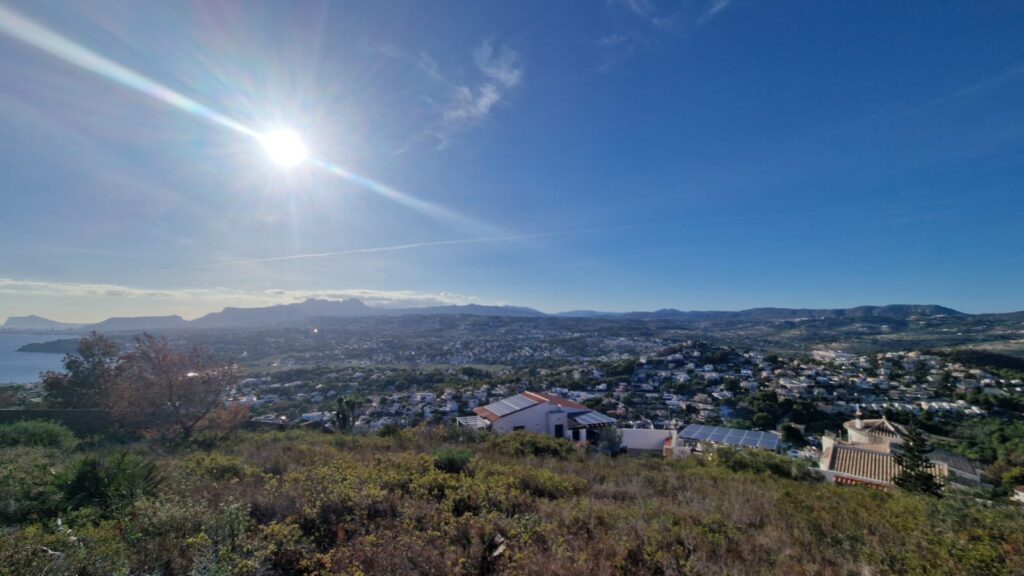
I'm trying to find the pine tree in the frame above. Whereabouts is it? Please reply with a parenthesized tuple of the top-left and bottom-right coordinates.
(893, 425, 944, 497)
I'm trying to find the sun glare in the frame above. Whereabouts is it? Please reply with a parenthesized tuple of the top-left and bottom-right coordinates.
(259, 129, 308, 169)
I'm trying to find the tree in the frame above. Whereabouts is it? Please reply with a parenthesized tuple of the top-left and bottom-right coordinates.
(594, 426, 623, 456)
(42, 332, 119, 408)
(333, 396, 362, 432)
(752, 412, 776, 431)
(893, 425, 944, 497)
(781, 423, 805, 446)
(912, 361, 929, 383)
(110, 334, 238, 441)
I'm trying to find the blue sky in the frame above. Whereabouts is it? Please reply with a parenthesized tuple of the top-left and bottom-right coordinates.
(1, 0, 1023, 322)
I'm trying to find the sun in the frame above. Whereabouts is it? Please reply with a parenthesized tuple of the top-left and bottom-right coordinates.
(259, 129, 308, 168)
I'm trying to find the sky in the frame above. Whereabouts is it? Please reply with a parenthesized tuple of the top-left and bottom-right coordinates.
(1, 0, 1024, 322)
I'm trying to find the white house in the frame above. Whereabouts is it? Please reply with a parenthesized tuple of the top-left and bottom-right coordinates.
(460, 391, 616, 441)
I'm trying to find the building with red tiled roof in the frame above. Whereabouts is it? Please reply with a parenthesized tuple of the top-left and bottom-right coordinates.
(819, 409, 950, 490)
(457, 391, 615, 442)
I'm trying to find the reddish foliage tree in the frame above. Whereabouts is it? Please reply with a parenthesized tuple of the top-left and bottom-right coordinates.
(110, 334, 238, 441)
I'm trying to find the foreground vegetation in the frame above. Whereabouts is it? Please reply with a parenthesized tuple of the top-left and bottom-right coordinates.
(2, 423, 1023, 575)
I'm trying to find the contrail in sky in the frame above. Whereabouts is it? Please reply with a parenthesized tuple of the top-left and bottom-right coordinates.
(0, 4, 487, 232)
(198, 208, 850, 268)
(197, 228, 625, 268)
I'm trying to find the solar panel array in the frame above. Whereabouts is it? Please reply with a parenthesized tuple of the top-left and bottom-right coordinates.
(572, 411, 616, 426)
(679, 424, 780, 450)
(482, 393, 538, 417)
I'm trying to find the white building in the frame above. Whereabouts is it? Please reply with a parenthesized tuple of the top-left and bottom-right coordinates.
(459, 391, 616, 441)
(1013, 487, 1024, 505)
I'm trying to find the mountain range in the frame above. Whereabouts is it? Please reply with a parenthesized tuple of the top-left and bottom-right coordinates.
(0, 300, 997, 333)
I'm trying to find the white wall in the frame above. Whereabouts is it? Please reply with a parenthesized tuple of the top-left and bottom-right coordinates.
(620, 428, 674, 452)
(492, 402, 568, 438)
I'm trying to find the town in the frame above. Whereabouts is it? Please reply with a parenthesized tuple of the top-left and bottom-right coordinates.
(235, 344, 1003, 434)
(207, 335, 1019, 494)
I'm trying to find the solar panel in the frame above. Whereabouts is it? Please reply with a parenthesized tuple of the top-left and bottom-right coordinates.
(680, 424, 704, 439)
(572, 411, 616, 426)
(482, 393, 538, 417)
(506, 394, 537, 410)
(678, 424, 779, 451)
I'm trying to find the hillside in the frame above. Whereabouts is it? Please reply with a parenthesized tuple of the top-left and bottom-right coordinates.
(0, 315, 82, 330)
(6, 302, 993, 333)
(84, 315, 189, 332)
(190, 299, 546, 328)
(1, 425, 1021, 575)
(15, 338, 80, 355)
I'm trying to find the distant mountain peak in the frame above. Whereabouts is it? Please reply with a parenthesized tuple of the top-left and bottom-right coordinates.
(5, 301, 981, 333)
(2, 315, 82, 329)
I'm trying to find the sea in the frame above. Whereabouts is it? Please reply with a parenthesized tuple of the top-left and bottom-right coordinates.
(0, 333, 77, 385)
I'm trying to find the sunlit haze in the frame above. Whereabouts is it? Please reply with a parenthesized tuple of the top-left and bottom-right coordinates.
(1, 1, 1024, 322)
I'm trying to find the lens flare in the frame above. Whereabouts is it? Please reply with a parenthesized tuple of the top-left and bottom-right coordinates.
(0, 5, 495, 233)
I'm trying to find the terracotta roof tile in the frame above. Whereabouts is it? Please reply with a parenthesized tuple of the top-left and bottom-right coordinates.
(473, 406, 500, 422)
(522, 391, 589, 411)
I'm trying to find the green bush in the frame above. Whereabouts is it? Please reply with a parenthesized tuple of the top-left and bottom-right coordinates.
(180, 452, 253, 482)
(514, 467, 586, 499)
(0, 420, 77, 449)
(0, 447, 63, 523)
(378, 423, 403, 437)
(489, 431, 575, 459)
(433, 447, 475, 474)
(710, 447, 815, 481)
(55, 451, 161, 513)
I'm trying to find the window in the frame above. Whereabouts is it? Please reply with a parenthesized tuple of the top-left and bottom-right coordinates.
(513, 425, 525, 431)
(554, 424, 564, 438)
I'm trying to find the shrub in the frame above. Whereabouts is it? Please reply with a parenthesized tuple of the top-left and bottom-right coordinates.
(514, 467, 586, 499)
(433, 447, 475, 474)
(0, 420, 77, 449)
(55, 451, 161, 513)
(378, 423, 403, 437)
(0, 447, 63, 522)
(710, 447, 815, 481)
(489, 431, 576, 459)
(179, 452, 253, 482)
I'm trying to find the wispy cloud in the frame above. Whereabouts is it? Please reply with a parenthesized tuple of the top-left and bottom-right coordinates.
(608, 0, 678, 31)
(698, 0, 734, 24)
(431, 40, 523, 148)
(369, 38, 523, 151)
(0, 278, 182, 300)
(416, 51, 443, 82)
(0, 277, 480, 316)
(473, 41, 523, 87)
(610, 0, 655, 20)
(598, 34, 631, 47)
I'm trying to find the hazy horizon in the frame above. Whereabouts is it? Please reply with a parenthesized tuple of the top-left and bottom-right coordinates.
(0, 289, 1012, 326)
